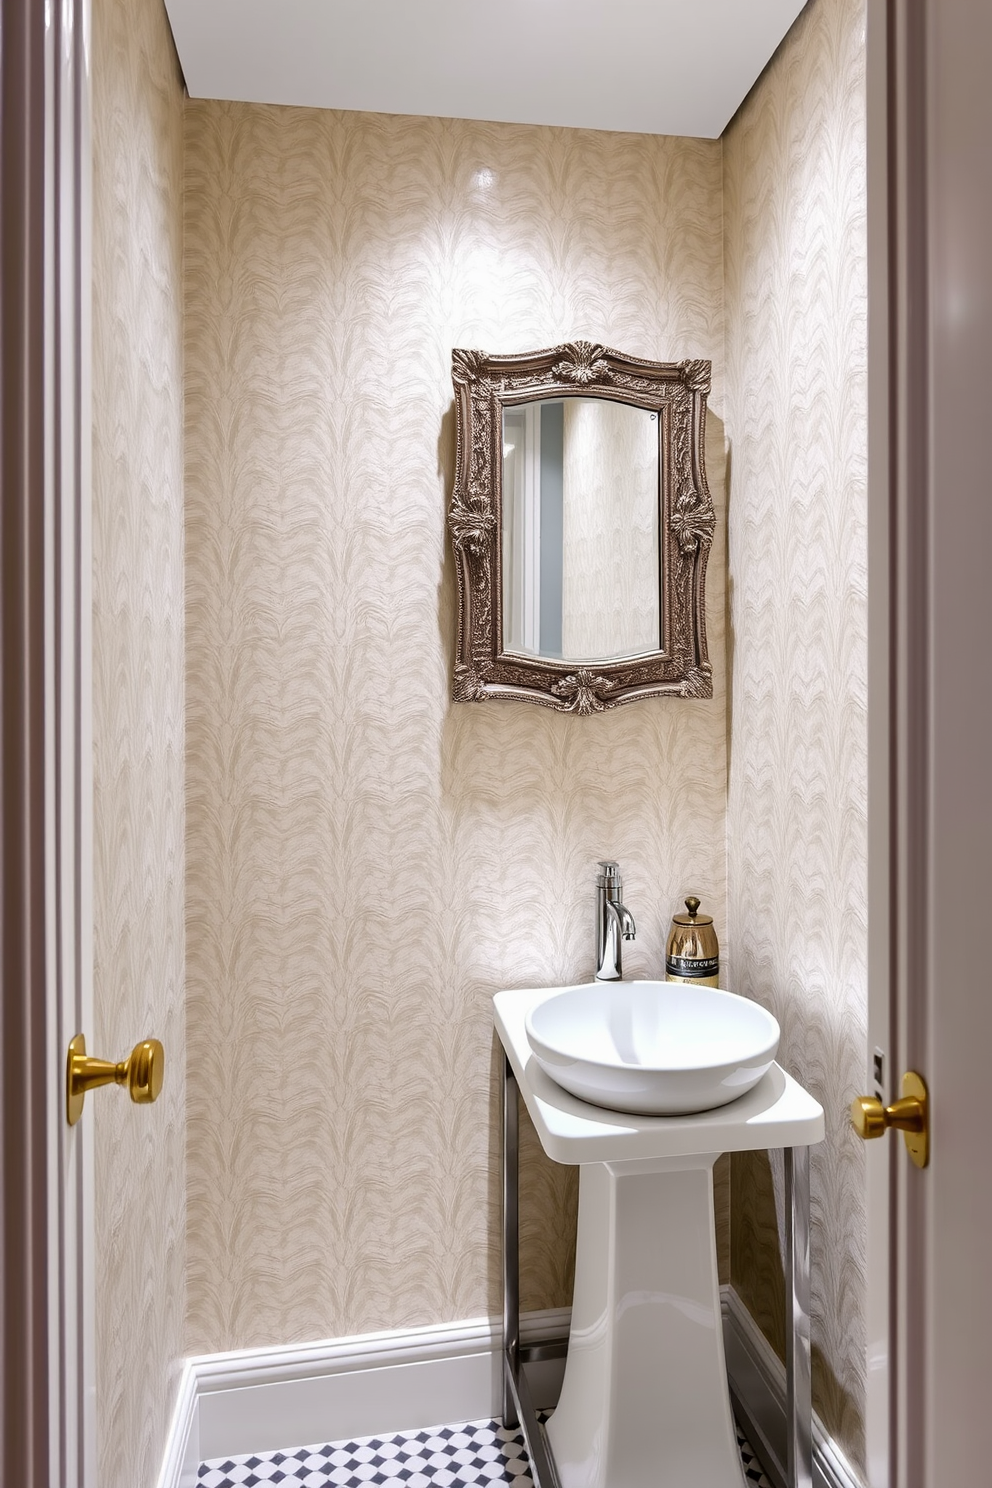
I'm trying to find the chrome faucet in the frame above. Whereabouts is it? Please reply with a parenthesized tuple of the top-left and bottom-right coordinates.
(595, 861, 636, 981)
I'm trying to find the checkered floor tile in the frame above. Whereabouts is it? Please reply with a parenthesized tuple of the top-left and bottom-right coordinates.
(198, 1415, 773, 1488)
(736, 1423, 774, 1486)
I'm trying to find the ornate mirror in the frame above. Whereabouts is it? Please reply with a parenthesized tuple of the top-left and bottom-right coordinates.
(448, 342, 714, 712)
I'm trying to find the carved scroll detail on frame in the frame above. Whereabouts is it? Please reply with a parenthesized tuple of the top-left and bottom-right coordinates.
(551, 669, 618, 715)
(448, 341, 714, 712)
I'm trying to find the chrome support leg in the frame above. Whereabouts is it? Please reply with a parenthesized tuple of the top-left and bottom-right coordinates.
(785, 1145, 813, 1488)
(501, 1056, 563, 1488)
(501, 1056, 519, 1428)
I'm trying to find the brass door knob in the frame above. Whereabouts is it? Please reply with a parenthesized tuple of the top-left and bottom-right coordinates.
(66, 1033, 164, 1126)
(851, 1070, 928, 1168)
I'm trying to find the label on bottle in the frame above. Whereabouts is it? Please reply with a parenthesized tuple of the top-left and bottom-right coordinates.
(666, 954, 720, 980)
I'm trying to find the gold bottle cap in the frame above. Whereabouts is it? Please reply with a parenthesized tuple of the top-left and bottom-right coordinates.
(672, 895, 713, 927)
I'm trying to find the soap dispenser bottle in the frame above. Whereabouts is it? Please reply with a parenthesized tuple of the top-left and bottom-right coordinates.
(665, 896, 720, 987)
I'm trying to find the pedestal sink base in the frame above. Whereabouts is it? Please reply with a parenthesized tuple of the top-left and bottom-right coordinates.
(547, 1155, 743, 1488)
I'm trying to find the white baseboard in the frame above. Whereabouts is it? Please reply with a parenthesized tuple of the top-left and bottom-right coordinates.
(154, 1364, 200, 1488)
(721, 1286, 865, 1488)
(159, 1296, 863, 1488)
(156, 1309, 570, 1488)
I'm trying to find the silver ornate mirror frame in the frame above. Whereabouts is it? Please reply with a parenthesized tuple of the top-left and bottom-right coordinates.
(448, 341, 714, 713)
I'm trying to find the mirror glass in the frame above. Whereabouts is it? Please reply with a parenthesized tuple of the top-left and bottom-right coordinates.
(501, 397, 660, 662)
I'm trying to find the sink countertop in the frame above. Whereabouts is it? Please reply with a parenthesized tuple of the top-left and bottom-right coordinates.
(494, 985, 825, 1165)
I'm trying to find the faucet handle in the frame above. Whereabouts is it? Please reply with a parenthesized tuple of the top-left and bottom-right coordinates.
(597, 860, 622, 887)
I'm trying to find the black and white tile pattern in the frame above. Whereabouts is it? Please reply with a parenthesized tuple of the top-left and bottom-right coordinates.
(736, 1423, 774, 1486)
(198, 1416, 773, 1488)
(197, 1421, 534, 1488)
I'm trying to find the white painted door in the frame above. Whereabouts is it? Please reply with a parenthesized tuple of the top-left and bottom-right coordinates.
(884, 1, 992, 1484)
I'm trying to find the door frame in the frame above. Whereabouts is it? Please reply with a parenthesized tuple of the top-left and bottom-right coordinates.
(865, 5, 894, 1486)
(883, 3, 927, 1482)
(1, 0, 94, 1483)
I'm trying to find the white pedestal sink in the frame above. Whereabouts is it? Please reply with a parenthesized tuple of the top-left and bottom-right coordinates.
(494, 984, 824, 1488)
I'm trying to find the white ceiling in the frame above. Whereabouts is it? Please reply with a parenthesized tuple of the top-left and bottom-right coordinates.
(163, 0, 807, 140)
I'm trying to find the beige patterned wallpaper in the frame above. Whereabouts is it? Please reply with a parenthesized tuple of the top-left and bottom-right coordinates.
(92, 0, 186, 1482)
(723, 0, 869, 1472)
(183, 105, 729, 1353)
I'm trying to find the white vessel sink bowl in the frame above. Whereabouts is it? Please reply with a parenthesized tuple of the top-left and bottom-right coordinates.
(524, 980, 780, 1115)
